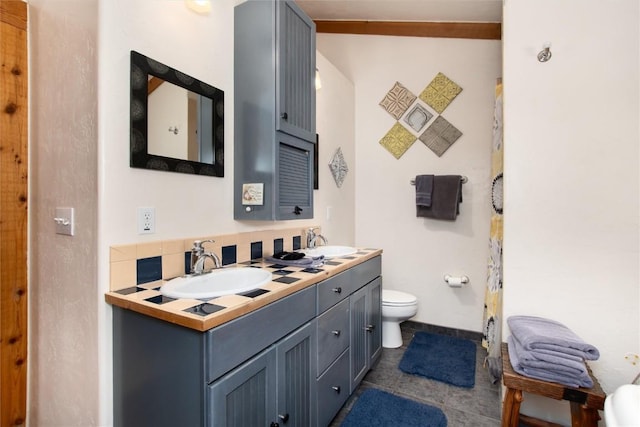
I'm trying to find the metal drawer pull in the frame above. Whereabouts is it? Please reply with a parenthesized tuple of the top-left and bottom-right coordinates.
(331, 330, 341, 336)
(332, 287, 342, 294)
(332, 386, 341, 393)
(364, 324, 375, 332)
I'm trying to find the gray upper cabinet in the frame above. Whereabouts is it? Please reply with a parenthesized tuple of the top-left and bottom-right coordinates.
(234, 0, 316, 221)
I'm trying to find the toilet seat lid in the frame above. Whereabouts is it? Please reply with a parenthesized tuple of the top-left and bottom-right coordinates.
(382, 289, 417, 306)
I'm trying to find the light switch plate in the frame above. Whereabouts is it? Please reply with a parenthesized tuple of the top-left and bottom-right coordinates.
(55, 207, 74, 236)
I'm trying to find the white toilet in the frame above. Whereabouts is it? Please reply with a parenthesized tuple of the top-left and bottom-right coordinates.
(604, 384, 640, 427)
(381, 289, 418, 348)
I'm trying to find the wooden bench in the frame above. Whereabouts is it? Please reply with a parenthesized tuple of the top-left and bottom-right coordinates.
(501, 343, 606, 427)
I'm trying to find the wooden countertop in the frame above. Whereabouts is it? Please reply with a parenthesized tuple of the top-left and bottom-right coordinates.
(106, 248, 382, 332)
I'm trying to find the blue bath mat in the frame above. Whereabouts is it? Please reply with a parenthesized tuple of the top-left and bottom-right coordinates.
(399, 331, 476, 388)
(341, 388, 447, 427)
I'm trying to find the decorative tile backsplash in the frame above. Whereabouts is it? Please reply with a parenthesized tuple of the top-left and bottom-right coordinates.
(109, 227, 308, 292)
(379, 73, 463, 158)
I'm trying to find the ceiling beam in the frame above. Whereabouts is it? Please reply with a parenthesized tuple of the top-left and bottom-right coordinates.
(314, 20, 501, 40)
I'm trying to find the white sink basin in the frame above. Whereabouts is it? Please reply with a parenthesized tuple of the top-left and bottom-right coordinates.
(160, 267, 272, 299)
(605, 384, 640, 427)
(305, 245, 357, 259)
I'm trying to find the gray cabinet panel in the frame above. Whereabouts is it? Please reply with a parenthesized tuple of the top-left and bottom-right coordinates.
(316, 349, 350, 427)
(276, 133, 314, 220)
(276, 0, 316, 142)
(349, 286, 368, 392)
(209, 321, 316, 427)
(317, 298, 350, 375)
(113, 307, 206, 427)
(208, 348, 276, 427)
(276, 321, 317, 427)
(349, 277, 383, 394)
(316, 268, 353, 313)
(368, 277, 383, 366)
(351, 255, 382, 287)
(206, 285, 316, 382)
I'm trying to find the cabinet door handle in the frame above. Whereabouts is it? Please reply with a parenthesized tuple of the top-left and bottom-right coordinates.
(278, 413, 289, 423)
(270, 423, 279, 427)
(331, 330, 341, 336)
(332, 287, 342, 294)
(281, 112, 288, 120)
(331, 386, 341, 394)
(364, 324, 375, 332)
(293, 205, 303, 215)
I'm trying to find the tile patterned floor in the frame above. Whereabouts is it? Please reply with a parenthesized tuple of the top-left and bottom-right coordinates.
(329, 321, 502, 427)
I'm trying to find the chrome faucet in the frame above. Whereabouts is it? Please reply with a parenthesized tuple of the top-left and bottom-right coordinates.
(306, 227, 328, 249)
(190, 240, 221, 275)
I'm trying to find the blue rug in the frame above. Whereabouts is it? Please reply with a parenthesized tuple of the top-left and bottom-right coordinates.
(341, 388, 447, 427)
(399, 332, 476, 388)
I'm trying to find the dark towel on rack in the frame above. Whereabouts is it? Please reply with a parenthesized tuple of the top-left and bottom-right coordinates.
(417, 175, 463, 220)
(415, 175, 434, 207)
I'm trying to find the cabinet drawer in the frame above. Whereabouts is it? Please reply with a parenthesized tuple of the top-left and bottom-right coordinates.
(316, 298, 350, 375)
(351, 256, 382, 288)
(317, 349, 350, 427)
(316, 268, 354, 313)
(205, 285, 316, 383)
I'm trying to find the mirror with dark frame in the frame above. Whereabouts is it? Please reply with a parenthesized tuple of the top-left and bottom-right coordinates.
(130, 50, 224, 176)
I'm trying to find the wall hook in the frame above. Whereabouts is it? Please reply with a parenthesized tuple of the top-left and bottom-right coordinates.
(537, 43, 552, 62)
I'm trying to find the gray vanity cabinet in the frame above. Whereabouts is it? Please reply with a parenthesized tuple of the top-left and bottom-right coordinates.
(234, 0, 316, 221)
(208, 321, 317, 427)
(112, 256, 382, 427)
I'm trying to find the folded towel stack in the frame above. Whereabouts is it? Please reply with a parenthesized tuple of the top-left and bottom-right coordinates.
(507, 315, 600, 388)
(264, 254, 325, 268)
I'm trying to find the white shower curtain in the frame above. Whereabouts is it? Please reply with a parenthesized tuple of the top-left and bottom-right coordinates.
(482, 80, 503, 383)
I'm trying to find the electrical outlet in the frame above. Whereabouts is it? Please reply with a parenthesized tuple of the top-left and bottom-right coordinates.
(137, 207, 155, 234)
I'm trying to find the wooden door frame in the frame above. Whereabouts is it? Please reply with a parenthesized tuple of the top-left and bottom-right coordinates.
(0, 1, 28, 426)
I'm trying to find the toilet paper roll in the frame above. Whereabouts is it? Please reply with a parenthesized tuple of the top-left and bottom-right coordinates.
(444, 275, 469, 287)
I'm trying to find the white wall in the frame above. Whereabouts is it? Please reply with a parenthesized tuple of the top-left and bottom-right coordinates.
(314, 53, 356, 244)
(28, 0, 100, 424)
(317, 34, 502, 332)
(503, 0, 639, 424)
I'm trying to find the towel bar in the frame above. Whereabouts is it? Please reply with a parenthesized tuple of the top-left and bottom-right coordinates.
(410, 176, 467, 185)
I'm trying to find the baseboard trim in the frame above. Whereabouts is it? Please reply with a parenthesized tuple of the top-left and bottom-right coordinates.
(402, 320, 483, 343)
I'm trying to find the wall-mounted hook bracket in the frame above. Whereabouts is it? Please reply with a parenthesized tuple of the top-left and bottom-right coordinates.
(537, 43, 552, 62)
